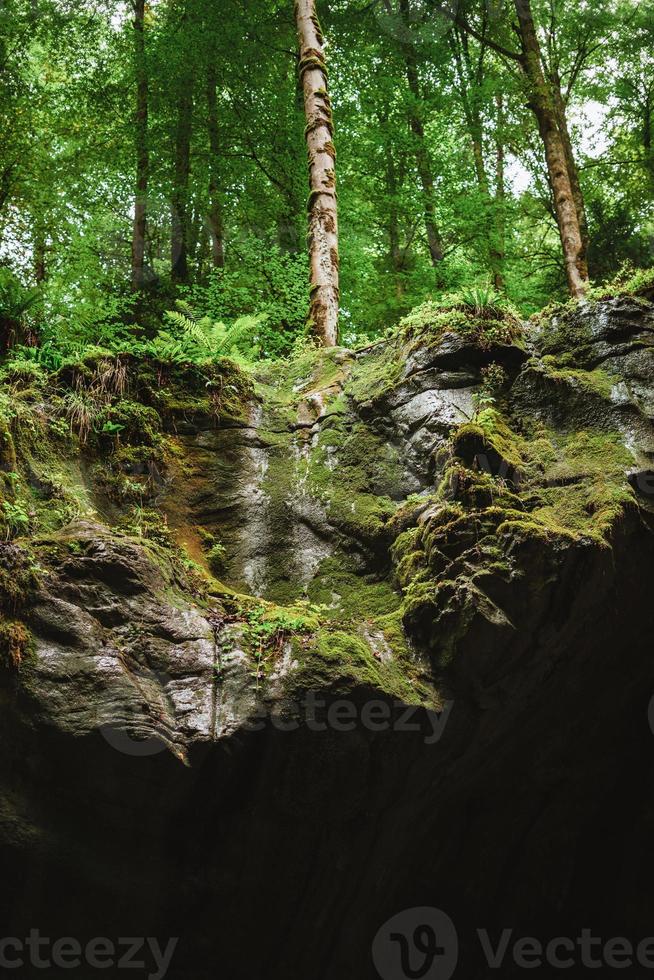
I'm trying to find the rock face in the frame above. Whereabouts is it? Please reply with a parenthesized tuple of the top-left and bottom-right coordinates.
(3, 296, 654, 978)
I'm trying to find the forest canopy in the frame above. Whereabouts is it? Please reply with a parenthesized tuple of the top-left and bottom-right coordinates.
(1, 0, 653, 357)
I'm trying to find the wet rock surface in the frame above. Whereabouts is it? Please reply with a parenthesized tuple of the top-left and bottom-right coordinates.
(3, 298, 654, 977)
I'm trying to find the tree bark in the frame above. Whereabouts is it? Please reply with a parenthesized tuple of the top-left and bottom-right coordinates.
(206, 64, 225, 270)
(398, 0, 443, 268)
(514, 0, 588, 298)
(171, 78, 194, 284)
(551, 80, 589, 258)
(131, 0, 149, 292)
(0, 164, 15, 219)
(451, 28, 505, 289)
(493, 93, 507, 292)
(34, 219, 47, 285)
(387, 152, 403, 284)
(643, 91, 654, 188)
(399, 0, 444, 267)
(295, 0, 339, 347)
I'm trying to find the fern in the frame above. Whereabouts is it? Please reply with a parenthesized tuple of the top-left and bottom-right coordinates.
(163, 302, 268, 363)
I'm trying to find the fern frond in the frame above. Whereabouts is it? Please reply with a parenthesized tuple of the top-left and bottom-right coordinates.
(175, 299, 201, 322)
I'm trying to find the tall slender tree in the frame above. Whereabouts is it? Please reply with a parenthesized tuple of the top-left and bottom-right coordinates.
(512, 0, 588, 298)
(494, 92, 507, 292)
(295, 0, 340, 347)
(444, 0, 591, 297)
(206, 63, 225, 270)
(171, 76, 194, 283)
(130, 0, 149, 292)
(397, 0, 444, 268)
(450, 24, 505, 289)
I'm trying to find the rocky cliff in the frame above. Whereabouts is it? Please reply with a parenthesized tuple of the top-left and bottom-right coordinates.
(2, 291, 654, 978)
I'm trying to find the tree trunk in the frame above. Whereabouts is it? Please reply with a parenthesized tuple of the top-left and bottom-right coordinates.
(171, 79, 194, 284)
(377, 109, 405, 297)
(295, 0, 339, 347)
(0, 164, 15, 219)
(514, 0, 588, 298)
(387, 153, 403, 282)
(131, 0, 149, 292)
(643, 92, 654, 188)
(399, 0, 444, 268)
(276, 64, 306, 256)
(206, 64, 225, 270)
(34, 222, 47, 285)
(493, 93, 507, 292)
(551, 79, 589, 260)
(451, 29, 505, 290)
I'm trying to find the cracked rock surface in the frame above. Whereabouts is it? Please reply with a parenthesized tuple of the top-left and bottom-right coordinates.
(3, 296, 654, 978)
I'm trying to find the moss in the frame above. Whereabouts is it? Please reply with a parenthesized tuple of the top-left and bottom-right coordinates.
(449, 409, 525, 480)
(531, 303, 591, 349)
(317, 482, 395, 544)
(117, 506, 175, 547)
(258, 344, 350, 412)
(0, 542, 42, 612)
(111, 442, 165, 474)
(0, 620, 31, 670)
(206, 542, 227, 575)
(293, 415, 403, 549)
(524, 430, 635, 542)
(589, 264, 654, 302)
(439, 465, 524, 511)
(98, 401, 162, 446)
(346, 346, 403, 406)
(392, 406, 637, 672)
(538, 358, 615, 398)
(289, 627, 422, 703)
(0, 417, 17, 472)
(524, 480, 633, 543)
(399, 302, 523, 351)
(0, 359, 47, 390)
(306, 555, 401, 620)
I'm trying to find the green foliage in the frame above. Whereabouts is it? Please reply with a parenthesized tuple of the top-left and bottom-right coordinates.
(457, 286, 506, 319)
(2, 501, 30, 540)
(0, 0, 652, 358)
(0, 268, 39, 324)
(206, 542, 227, 575)
(62, 391, 101, 444)
(9, 344, 64, 372)
(0, 358, 46, 388)
(183, 245, 309, 357)
(163, 301, 269, 363)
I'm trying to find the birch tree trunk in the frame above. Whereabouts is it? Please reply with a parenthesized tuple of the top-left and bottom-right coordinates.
(514, 0, 589, 298)
(131, 0, 149, 292)
(295, 0, 339, 347)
